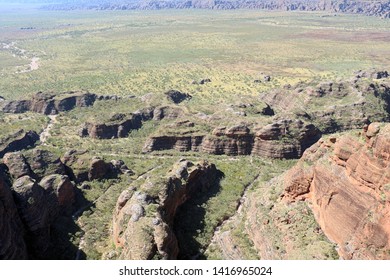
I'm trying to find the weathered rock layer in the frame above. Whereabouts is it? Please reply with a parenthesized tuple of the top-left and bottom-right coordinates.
(1, 91, 98, 115)
(81, 106, 183, 139)
(143, 120, 321, 159)
(284, 123, 390, 259)
(0, 170, 28, 259)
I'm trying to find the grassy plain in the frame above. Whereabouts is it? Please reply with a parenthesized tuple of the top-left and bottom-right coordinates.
(1, 8, 389, 101)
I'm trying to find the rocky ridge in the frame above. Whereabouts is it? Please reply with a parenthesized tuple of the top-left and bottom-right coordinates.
(142, 72, 390, 157)
(76, 71, 390, 159)
(0, 130, 39, 158)
(283, 123, 390, 259)
(42, 0, 390, 18)
(0, 91, 99, 115)
(80, 105, 184, 139)
(1, 69, 390, 260)
(0, 148, 131, 259)
(112, 159, 220, 259)
(143, 120, 321, 159)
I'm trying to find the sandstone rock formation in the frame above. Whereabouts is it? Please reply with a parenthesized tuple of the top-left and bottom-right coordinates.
(0, 130, 39, 158)
(143, 119, 321, 159)
(0, 149, 78, 259)
(11, 175, 54, 258)
(61, 150, 132, 182)
(40, 174, 75, 215)
(261, 75, 390, 133)
(284, 123, 390, 259)
(0, 147, 132, 259)
(112, 159, 219, 259)
(3, 152, 34, 179)
(82, 113, 143, 139)
(26, 149, 67, 180)
(81, 106, 183, 139)
(252, 119, 321, 159)
(0, 91, 98, 115)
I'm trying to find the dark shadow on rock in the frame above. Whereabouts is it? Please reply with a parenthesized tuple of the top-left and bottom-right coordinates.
(38, 216, 85, 260)
(173, 169, 224, 260)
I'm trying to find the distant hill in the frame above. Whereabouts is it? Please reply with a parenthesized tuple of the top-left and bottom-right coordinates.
(40, 0, 390, 18)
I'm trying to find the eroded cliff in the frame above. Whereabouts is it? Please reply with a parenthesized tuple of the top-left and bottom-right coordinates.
(284, 123, 390, 259)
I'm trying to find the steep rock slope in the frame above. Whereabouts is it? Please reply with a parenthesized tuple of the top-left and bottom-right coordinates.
(0, 148, 131, 259)
(144, 120, 321, 159)
(284, 123, 390, 259)
(0, 130, 39, 158)
(0, 170, 28, 259)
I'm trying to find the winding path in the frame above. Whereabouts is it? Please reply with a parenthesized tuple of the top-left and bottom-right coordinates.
(39, 115, 57, 145)
(1, 41, 40, 73)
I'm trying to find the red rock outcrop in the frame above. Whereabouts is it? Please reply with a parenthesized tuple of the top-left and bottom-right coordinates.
(143, 120, 321, 159)
(284, 123, 390, 259)
(253, 119, 321, 159)
(82, 106, 183, 139)
(62, 150, 132, 182)
(0, 91, 98, 115)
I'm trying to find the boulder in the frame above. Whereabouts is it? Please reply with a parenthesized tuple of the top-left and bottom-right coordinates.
(3, 152, 33, 179)
(88, 157, 110, 181)
(40, 174, 75, 216)
(199, 78, 211, 84)
(164, 90, 191, 104)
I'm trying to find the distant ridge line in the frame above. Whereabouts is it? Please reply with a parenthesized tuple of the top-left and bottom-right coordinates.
(41, 0, 390, 18)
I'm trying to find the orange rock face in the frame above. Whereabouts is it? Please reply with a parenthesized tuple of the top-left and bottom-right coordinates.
(284, 123, 390, 259)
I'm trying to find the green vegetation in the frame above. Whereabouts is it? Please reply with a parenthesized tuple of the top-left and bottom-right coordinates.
(1, 9, 389, 101)
(0, 112, 48, 143)
(174, 156, 261, 259)
(247, 171, 339, 260)
(0, 6, 388, 260)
